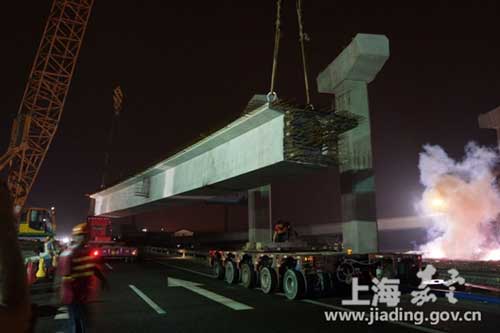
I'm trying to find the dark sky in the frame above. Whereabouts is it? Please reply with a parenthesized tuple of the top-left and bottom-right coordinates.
(1, 1, 499, 235)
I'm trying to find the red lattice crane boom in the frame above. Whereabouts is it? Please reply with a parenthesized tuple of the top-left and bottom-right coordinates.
(0, 0, 94, 211)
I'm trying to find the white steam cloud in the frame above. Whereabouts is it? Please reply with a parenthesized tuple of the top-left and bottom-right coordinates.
(418, 142, 500, 260)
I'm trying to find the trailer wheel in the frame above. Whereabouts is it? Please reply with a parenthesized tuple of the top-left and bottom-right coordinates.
(283, 269, 305, 300)
(240, 263, 256, 288)
(259, 266, 277, 294)
(214, 260, 225, 280)
(225, 260, 239, 284)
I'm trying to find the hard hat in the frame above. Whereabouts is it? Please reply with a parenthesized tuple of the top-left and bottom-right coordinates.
(72, 223, 88, 235)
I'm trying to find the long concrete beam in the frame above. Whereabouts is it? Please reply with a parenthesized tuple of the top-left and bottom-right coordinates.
(90, 96, 346, 217)
(91, 100, 284, 216)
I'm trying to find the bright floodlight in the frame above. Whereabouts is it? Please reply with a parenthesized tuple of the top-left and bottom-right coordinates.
(431, 197, 446, 210)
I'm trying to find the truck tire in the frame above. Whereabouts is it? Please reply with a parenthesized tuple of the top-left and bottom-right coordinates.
(283, 269, 305, 300)
(225, 260, 239, 284)
(214, 260, 225, 280)
(240, 263, 256, 288)
(259, 266, 277, 294)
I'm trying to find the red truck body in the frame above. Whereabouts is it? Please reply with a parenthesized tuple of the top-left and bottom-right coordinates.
(87, 216, 138, 262)
(87, 216, 112, 242)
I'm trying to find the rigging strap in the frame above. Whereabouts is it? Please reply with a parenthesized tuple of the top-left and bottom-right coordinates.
(268, 0, 282, 102)
(296, 0, 313, 109)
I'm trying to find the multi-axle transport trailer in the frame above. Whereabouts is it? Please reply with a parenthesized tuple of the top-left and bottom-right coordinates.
(208, 249, 422, 300)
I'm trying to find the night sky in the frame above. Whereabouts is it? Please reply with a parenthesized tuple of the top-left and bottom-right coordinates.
(1, 1, 499, 235)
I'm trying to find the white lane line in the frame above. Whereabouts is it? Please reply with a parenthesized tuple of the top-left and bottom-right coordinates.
(129, 284, 166, 315)
(168, 277, 253, 311)
(302, 299, 446, 333)
(105, 263, 113, 270)
(155, 261, 216, 279)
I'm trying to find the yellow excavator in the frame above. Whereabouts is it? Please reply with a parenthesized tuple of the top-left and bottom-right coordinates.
(0, 0, 94, 239)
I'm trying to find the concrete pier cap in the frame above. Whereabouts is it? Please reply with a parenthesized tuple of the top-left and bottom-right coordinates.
(317, 33, 389, 253)
(317, 33, 390, 94)
(478, 106, 500, 147)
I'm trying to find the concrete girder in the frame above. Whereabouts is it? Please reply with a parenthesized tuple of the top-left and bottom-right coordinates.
(91, 103, 285, 216)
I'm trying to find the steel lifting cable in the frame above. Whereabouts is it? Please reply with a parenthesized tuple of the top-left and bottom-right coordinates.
(296, 0, 313, 109)
(268, 0, 282, 103)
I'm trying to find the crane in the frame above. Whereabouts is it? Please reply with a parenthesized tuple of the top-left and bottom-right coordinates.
(0, 0, 93, 216)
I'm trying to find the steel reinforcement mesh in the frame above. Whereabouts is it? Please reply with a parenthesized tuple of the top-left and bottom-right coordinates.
(270, 99, 360, 167)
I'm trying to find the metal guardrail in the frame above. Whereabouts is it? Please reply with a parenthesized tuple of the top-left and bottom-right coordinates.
(141, 246, 210, 260)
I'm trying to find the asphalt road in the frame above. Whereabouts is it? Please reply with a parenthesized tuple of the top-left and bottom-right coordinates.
(34, 257, 500, 333)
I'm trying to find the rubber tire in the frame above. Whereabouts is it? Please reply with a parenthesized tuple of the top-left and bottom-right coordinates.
(225, 260, 239, 284)
(240, 263, 256, 289)
(214, 260, 225, 280)
(260, 266, 277, 294)
(283, 269, 306, 300)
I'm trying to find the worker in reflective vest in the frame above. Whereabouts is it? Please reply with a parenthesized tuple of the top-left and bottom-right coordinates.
(58, 223, 108, 333)
(273, 220, 290, 242)
(273, 220, 299, 242)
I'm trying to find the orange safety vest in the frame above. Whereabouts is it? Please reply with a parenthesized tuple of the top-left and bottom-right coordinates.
(58, 245, 97, 304)
(274, 223, 288, 235)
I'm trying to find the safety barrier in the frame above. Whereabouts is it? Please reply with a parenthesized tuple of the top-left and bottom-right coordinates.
(141, 246, 211, 263)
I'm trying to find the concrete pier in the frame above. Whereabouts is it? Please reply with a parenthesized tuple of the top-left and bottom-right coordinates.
(317, 33, 390, 253)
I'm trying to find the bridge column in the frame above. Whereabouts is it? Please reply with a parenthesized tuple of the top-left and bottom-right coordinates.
(317, 33, 390, 253)
(478, 106, 500, 148)
(247, 185, 272, 249)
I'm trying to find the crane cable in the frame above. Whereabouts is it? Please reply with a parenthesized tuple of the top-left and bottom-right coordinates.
(267, 0, 313, 110)
(296, 0, 313, 110)
(268, 0, 282, 103)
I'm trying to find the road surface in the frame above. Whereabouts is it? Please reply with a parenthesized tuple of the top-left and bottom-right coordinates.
(33, 257, 500, 333)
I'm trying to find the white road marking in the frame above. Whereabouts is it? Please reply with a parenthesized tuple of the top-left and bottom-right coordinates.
(168, 277, 253, 311)
(54, 306, 69, 320)
(105, 263, 113, 270)
(129, 284, 166, 315)
(54, 313, 69, 320)
(155, 261, 216, 279)
(302, 299, 446, 333)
